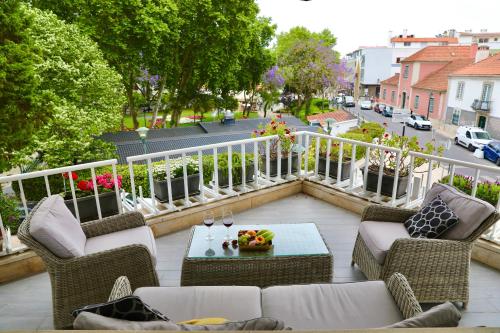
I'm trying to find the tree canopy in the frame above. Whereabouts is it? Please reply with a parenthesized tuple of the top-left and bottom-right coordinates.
(275, 26, 337, 60)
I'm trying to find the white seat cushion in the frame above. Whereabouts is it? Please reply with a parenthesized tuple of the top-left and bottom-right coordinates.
(30, 195, 86, 258)
(359, 221, 410, 264)
(134, 286, 262, 322)
(262, 281, 404, 330)
(85, 226, 157, 264)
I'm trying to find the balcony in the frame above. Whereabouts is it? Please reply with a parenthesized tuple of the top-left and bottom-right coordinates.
(471, 99, 491, 112)
(0, 131, 499, 329)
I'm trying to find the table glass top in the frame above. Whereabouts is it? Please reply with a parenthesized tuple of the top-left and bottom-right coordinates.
(186, 223, 330, 259)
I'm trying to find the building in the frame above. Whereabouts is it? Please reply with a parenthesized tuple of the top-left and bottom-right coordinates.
(379, 74, 399, 106)
(390, 35, 458, 48)
(306, 110, 357, 135)
(445, 51, 500, 138)
(457, 30, 500, 51)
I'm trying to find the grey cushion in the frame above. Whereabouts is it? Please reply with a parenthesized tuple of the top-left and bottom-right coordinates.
(261, 281, 404, 330)
(134, 286, 262, 322)
(29, 195, 86, 258)
(85, 226, 157, 264)
(358, 221, 410, 264)
(74, 312, 288, 331)
(423, 183, 495, 240)
(384, 302, 461, 328)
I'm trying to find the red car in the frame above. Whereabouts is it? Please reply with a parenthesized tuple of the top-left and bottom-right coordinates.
(374, 103, 386, 114)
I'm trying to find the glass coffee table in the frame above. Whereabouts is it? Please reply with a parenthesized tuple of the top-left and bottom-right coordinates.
(180, 223, 333, 287)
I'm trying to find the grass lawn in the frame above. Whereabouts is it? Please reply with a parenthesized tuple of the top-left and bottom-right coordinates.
(281, 98, 336, 123)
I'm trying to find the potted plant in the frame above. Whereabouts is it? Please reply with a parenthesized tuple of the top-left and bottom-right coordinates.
(153, 158, 200, 202)
(364, 132, 443, 198)
(252, 119, 298, 177)
(203, 153, 255, 188)
(0, 194, 21, 251)
(63, 172, 122, 222)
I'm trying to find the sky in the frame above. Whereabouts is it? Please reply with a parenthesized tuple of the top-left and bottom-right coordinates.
(256, 0, 500, 56)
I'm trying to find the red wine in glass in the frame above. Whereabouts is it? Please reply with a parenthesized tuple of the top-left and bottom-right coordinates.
(223, 211, 234, 241)
(203, 212, 215, 241)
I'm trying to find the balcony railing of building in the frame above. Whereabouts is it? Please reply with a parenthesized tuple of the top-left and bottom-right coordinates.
(0, 131, 499, 255)
(471, 99, 491, 112)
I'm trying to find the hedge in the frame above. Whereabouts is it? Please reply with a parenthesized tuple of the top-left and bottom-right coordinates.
(440, 174, 499, 206)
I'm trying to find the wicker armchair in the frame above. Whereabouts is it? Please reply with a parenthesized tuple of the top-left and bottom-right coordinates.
(351, 204, 499, 309)
(18, 198, 159, 329)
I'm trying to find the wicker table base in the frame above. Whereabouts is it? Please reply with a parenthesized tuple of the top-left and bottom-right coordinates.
(181, 223, 333, 287)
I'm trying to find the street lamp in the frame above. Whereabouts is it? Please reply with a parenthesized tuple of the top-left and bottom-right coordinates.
(136, 127, 149, 154)
(325, 118, 335, 134)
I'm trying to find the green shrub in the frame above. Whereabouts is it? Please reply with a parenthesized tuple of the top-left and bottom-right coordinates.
(440, 174, 499, 206)
(348, 122, 385, 140)
(0, 194, 21, 235)
(202, 153, 254, 185)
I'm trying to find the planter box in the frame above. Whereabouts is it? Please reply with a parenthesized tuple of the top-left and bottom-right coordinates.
(317, 157, 351, 181)
(362, 169, 409, 199)
(217, 163, 255, 188)
(260, 153, 299, 177)
(154, 173, 200, 202)
(65, 191, 119, 222)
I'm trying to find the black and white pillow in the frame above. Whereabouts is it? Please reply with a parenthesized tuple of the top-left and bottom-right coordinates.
(404, 195, 459, 238)
(72, 295, 169, 322)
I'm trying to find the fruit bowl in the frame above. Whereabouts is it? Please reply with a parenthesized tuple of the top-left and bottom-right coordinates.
(238, 229, 274, 251)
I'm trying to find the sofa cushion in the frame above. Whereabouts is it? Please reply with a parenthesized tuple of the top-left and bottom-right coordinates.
(85, 226, 157, 265)
(134, 286, 262, 323)
(358, 221, 410, 264)
(384, 302, 461, 328)
(29, 195, 86, 258)
(423, 183, 496, 240)
(404, 195, 459, 239)
(261, 281, 404, 330)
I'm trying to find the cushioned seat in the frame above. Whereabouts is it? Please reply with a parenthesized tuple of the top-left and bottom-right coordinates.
(358, 221, 410, 264)
(134, 286, 262, 322)
(85, 226, 157, 265)
(261, 281, 404, 330)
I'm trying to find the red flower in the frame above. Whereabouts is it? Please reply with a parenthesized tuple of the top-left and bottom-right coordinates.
(383, 122, 388, 127)
(272, 125, 277, 130)
(260, 130, 265, 135)
(384, 133, 389, 138)
(77, 180, 91, 191)
(62, 172, 78, 180)
(276, 114, 282, 119)
(362, 128, 368, 133)
(285, 129, 290, 135)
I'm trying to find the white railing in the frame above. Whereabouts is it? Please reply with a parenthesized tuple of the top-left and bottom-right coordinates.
(0, 131, 499, 250)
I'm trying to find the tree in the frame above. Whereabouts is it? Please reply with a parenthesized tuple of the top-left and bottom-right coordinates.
(12, 6, 125, 168)
(0, 0, 50, 172)
(275, 27, 337, 60)
(260, 65, 285, 118)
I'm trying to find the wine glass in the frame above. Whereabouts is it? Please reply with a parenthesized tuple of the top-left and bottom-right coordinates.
(203, 211, 215, 241)
(222, 210, 234, 241)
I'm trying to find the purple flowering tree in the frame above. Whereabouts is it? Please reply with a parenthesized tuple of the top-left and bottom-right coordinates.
(260, 65, 285, 117)
(137, 69, 167, 128)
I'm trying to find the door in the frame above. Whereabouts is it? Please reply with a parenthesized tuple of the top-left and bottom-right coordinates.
(401, 92, 406, 109)
(478, 116, 486, 129)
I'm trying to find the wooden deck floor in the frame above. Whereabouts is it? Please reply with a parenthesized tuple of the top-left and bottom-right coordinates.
(0, 193, 499, 329)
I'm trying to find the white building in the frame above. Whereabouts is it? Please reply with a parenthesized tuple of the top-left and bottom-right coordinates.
(457, 30, 500, 51)
(445, 50, 500, 138)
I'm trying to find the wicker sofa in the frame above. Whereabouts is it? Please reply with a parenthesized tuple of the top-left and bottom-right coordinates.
(18, 196, 160, 329)
(351, 183, 499, 308)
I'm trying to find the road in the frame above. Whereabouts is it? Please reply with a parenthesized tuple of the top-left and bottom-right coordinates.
(344, 104, 500, 180)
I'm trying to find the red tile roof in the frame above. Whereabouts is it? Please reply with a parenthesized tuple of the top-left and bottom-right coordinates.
(451, 53, 500, 77)
(380, 74, 400, 86)
(391, 37, 458, 43)
(402, 45, 475, 63)
(412, 58, 474, 92)
(306, 111, 356, 126)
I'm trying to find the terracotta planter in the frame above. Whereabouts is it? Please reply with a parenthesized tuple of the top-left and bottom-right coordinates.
(260, 153, 299, 177)
(362, 169, 409, 198)
(317, 157, 351, 181)
(154, 173, 200, 202)
(65, 191, 119, 222)
(217, 163, 255, 187)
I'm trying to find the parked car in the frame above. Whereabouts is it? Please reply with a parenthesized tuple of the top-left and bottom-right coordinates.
(406, 114, 432, 130)
(344, 96, 355, 107)
(373, 103, 386, 113)
(335, 96, 344, 105)
(483, 140, 500, 165)
(360, 100, 372, 110)
(382, 106, 393, 117)
(455, 126, 492, 151)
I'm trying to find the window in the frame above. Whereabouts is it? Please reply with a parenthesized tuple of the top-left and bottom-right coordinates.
(414, 95, 420, 109)
(481, 82, 493, 101)
(391, 90, 396, 102)
(396, 57, 402, 63)
(428, 93, 435, 113)
(404, 42, 411, 46)
(403, 65, 409, 78)
(456, 81, 465, 100)
(479, 38, 489, 43)
(452, 109, 461, 125)
(495, 37, 498, 41)
(466, 131, 471, 139)
(382, 89, 387, 100)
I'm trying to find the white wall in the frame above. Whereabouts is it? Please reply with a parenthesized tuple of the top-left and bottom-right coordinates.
(458, 35, 500, 50)
(329, 119, 359, 136)
(447, 76, 500, 117)
(389, 48, 419, 76)
(360, 48, 393, 85)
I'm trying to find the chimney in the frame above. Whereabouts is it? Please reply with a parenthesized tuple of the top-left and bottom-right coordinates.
(480, 28, 487, 33)
(403, 29, 408, 38)
(388, 30, 393, 45)
(475, 45, 490, 63)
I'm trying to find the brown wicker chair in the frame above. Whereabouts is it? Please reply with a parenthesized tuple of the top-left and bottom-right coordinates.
(351, 204, 499, 309)
(17, 198, 160, 329)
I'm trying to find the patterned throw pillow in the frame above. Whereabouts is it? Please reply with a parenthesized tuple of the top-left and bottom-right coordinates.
(72, 295, 169, 322)
(404, 195, 459, 238)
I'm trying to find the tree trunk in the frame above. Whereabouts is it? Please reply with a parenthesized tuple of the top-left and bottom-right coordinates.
(247, 88, 256, 117)
(305, 97, 312, 116)
(263, 101, 269, 118)
(126, 76, 139, 129)
(150, 75, 167, 128)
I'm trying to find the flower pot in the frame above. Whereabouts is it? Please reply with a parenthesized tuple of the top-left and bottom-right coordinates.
(217, 163, 255, 188)
(260, 153, 299, 177)
(317, 157, 351, 181)
(65, 191, 119, 222)
(154, 173, 200, 202)
(362, 169, 409, 199)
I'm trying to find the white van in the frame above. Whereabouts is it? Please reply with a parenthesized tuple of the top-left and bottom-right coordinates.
(455, 126, 492, 151)
(344, 96, 355, 107)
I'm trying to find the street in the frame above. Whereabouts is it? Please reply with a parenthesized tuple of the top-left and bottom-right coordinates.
(345, 104, 500, 180)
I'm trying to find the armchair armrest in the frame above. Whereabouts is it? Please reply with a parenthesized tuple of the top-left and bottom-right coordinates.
(81, 211, 146, 238)
(386, 273, 422, 319)
(361, 205, 417, 223)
